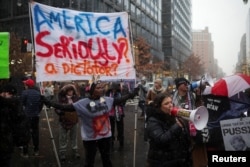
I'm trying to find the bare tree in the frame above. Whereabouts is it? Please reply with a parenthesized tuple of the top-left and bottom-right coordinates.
(9, 32, 32, 77)
(181, 53, 204, 80)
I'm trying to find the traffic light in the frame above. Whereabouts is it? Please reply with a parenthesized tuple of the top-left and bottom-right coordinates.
(21, 38, 28, 52)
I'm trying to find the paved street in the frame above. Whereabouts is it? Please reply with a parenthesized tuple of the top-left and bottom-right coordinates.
(11, 103, 148, 167)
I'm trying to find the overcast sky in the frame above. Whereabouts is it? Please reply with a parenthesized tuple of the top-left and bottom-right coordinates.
(192, 0, 250, 76)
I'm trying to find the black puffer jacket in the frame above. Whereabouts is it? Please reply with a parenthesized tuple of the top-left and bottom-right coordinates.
(146, 106, 192, 167)
(0, 96, 21, 153)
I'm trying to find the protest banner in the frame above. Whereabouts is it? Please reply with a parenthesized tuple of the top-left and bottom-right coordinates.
(220, 117, 250, 151)
(30, 2, 135, 82)
(0, 32, 10, 79)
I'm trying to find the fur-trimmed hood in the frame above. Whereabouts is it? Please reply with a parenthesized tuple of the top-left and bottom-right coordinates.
(59, 84, 77, 96)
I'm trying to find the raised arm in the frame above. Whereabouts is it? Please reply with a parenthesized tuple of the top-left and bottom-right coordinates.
(113, 87, 139, 105)
(42, 96, 75, 111)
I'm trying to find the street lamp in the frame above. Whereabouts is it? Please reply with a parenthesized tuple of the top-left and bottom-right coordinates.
(17, 0, 22, 7)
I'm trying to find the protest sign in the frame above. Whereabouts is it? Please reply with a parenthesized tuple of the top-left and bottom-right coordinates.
(220, 117, 250, 151)
(30, 2, 135, 82)
(0, 32, 10, 79)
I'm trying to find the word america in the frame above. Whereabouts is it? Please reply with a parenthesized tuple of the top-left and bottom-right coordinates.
(33, 5, 126, 39)
(212, 155, 246, 162)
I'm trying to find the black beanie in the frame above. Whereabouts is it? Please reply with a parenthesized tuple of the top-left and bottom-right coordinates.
(2, 84, 17, 95)
(175, 78, 189, 89)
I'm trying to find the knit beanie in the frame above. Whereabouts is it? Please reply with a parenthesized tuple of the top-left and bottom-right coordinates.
(174, 77, 189, 89)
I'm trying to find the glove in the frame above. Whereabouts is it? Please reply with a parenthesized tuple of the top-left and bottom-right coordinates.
(55, 109, 65, 116)
(41, 95, 52, 108)
(133, 87, 139, 96)
(129, 92, 136, 99)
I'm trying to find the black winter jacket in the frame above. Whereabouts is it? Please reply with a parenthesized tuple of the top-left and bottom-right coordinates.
(0, 97, 21, 153)
(146, 106, 192, 167)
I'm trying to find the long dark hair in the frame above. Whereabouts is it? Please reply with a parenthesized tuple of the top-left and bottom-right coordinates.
(152, 92, 172, 109)
(146, 92, 173, 121)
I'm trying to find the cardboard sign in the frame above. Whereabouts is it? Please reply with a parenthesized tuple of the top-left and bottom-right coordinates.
(0, 32, 10, 79)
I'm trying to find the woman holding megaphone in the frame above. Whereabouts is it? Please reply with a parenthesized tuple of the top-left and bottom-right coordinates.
(145, 92, 192, 167)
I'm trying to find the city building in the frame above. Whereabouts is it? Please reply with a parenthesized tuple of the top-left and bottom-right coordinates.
(246, 8, 250, 75)
(236, 33, 247, 74)
(192, 27, 215, 77)
(162, 0, 192, 73)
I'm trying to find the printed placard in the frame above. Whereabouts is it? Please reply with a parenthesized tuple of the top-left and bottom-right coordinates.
(220, 117, 250, 151)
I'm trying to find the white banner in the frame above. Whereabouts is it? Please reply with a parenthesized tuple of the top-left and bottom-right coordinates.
(30, 2, 135, 82)
(220, 117, 250, 151)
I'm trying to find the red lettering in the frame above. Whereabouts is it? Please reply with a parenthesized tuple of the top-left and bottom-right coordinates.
(59, 60, 117, 76)
(36, 31, 130, 64)
(36, 31, 53, 57)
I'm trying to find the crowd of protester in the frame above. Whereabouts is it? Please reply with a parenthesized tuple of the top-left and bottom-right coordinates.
(2, 75, 249, 167)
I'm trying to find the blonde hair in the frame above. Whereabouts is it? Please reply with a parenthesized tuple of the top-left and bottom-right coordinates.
(154, 78, 162, 86)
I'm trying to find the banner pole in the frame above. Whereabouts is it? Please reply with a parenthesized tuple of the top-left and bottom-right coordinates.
(39, 83, 61, 167)
(44, 106, 61, 167)
(128, 13, 138, 167)
(28, 1, 35, 76)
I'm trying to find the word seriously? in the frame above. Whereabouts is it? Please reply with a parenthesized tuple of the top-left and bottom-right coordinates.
(36, 32, 130, 66)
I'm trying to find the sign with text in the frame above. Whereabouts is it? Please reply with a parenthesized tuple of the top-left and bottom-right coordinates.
(30, 2, 135, 82)
(0, 32, 10, 79)
(220, 117, 250, 151)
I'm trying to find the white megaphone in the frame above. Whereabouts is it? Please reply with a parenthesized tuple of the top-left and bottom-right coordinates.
(171, 106, 209, 130)
(189, 73, 214, 90)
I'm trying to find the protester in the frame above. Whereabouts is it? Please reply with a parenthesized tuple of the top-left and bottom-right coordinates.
(55, 84, 80, 161)
(146, 78, 168, 105)
(146, 92, 192, 167)
(144, 78, 168, 141)
(0, 84, 23, 167)
(172, 77, 196, 110)
(105, 82, 126, 149)
(21, 79, 44, 157)
(137, 77, 149, 119)
(173, 77, 209, 167)
(44, 80, 138, 167)
(44, 83, 54, 101)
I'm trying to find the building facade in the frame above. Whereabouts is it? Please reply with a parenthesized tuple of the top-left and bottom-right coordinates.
(246, 8, 250, 75)
(236, 33, 247, 74)
(192, 27, 215, 77)
(162, 0, 192, 72)
(0, 0, 163, 76)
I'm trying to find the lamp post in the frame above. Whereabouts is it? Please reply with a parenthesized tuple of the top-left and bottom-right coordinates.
(17, 0, 22, 7)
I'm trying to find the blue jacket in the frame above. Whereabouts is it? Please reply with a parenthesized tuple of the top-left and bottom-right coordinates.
(21, 88, 43, 117)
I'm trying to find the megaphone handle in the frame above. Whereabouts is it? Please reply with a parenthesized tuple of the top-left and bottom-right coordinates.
(189, 122, 197, 136)
(175, 116, 185, 128)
